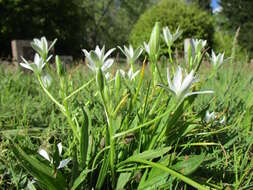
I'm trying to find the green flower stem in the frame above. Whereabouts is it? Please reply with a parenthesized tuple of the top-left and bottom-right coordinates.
(64, 78, 94, 101)
(132, 64, 145, 107)
(99, 90, 115, 187)
(92, 145, 111, 171)
(117, 165, 151, 172)
(63, 100, 79, 141)
(154, 59, 164, 84)
(121, 158, 208, 190)
(37, 76, 65, 113)
(148, 101, 177, 149)
(168, 45, 173, 64)
(113, 108, 172, 139)
(37, 75, 79, 140)
(60, 75, 79, 141)
(130, 60, 134, 72)
(113, 94, 129, 117)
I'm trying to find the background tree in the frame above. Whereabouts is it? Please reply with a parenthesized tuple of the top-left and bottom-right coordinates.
(80, 0, 157, 49)
(220, 0, 253, 57)
(0, 0, 85, 57)
(186, 0, 212, 12)
(130, 0, 214, 55)
(0, 0, 156, 58)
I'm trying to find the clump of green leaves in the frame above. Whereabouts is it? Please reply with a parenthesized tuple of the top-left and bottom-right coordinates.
(2, 22, 252, 190)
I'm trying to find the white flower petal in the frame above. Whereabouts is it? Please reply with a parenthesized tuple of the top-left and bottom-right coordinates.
(219, 116, 226, 124)
(133, 47, 143, 62)
(163, 27, 169, 45)
(20, 62, 33, 71)
(105, 72, 111, 80)
(129, 45, 134, 58)
(167, 68, 174, 92)
(34, 54, 41, 67)
(101, 59, 114, 72)
(41, 73, 52, 88)
(57, 158, 71, 169)
(57, 143, 63, 155)
(82, 49, 90, 57)
(46, 55, 53, 63)
(130, 70, 140, 80)
(42, 37, 48, 53)
(127, 68, 133, 79)
(205, 111, 216, 123)
(104, 48, 115, 61)
(143, 42, 150, 55)
(118, 46, 128, 58)
(119, 69, 126, 77)
(180, 70, 195, 94)
(86, 62, 96, 72)
(184, 90, 214, 99)
(38, 149, 51, 161)
(95, 46, 103, 60)
(173, 66, 183, 93)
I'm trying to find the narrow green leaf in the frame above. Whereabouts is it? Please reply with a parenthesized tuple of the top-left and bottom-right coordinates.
(138, 156, 171, 190)
(138, 173, 168, 190)
(172, 154, 205, 175)
(116, 172, 131, 190)
(138, 169, 148, 189)
(70, 148, 79, 188)
(72, 169, 90, 190)
(12, 145, 67, 190)
(119, 147, 172, 166)
(96, 151, 110, 190)
(121, 158, 208, 190)
(80, 107, 90, 168)
(132, 62, 145, 107)
(27, 180, 37, 190)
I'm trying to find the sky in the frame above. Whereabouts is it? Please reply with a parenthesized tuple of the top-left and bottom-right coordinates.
(211, 0, 221, 13)
(211, 0, 220, 9)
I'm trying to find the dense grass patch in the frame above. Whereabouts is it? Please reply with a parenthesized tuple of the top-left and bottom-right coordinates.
(0, 25, 253, 189)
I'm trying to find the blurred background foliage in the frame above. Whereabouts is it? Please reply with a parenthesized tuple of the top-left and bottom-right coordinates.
(220, 0, 253, 58)
(0, 0, 252, 59)
(129, 0, 214, 55)
(0, 0, 157, 58)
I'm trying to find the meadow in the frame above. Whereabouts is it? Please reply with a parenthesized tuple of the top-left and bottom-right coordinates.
(0, 23, 252, 189)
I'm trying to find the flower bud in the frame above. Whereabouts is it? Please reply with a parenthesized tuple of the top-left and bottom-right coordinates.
(104, 85, 110, 104)
(41, 73, 52, 88)
(115, 70, 121, 93)
(149, 22, 160, 58)
(96, 68, 104, 92)
(55, 55, 64, 77)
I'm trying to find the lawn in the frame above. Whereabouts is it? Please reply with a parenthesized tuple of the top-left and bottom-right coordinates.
(0, 25, 252, 189)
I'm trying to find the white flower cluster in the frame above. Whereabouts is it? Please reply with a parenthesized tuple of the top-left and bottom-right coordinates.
(205, 111, 226, 124)
(20, 37, 56, 88)
(38, 142, 71, 169)
(167, 66, 213, 99)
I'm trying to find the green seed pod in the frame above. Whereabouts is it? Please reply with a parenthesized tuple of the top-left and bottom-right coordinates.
(96, 68, 104, 92)
(115, 70, 121, 96)
(149, 22, 160, 58)
(55, 55, 63, 76)
(104, 85, 110, 104)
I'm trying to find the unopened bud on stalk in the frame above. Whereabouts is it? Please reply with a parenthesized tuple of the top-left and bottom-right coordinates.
(96, 68, 104, 92)
(104, 85, 110, 104)
(55, 55, 64, 77)
(115, 70, 121, 93)
(149, 22, 160, 59)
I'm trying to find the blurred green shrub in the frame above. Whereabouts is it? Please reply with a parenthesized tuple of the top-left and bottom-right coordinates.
(129, 0, 214, 55)
(0, 0, 85, 57)
(213, 29, 248, 62)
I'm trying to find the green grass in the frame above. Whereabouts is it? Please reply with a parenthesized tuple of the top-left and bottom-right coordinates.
(0, 59, 252, 189)
(0, 25, 253, 189)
